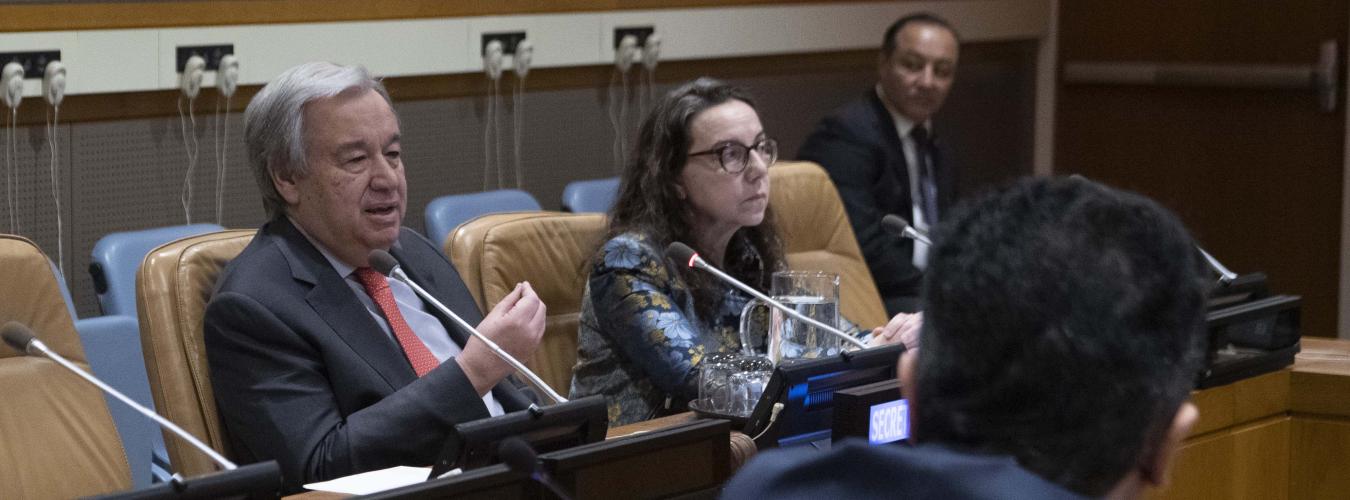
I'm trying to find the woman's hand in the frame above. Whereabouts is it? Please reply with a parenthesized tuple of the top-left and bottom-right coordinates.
(870, 312, 923, 350)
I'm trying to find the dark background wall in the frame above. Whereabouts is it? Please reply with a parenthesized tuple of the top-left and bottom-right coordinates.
(1056, 0, 1347, 338)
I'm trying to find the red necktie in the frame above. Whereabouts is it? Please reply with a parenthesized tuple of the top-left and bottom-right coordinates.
(354, 267, 439, 377)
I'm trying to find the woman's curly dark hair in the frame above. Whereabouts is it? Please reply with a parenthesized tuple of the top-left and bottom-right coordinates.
(604, 77, 784, 319)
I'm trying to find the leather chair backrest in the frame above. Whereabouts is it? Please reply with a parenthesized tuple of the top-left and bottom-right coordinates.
(424, 189, 542, 253)
(447, 212, 607, 391)
(561, 177, 620, 213)
(136, 229, 254, 477)
(90, 223, 226, 316)
(0, 235, 132, 498)
(770, 162, 889, 329)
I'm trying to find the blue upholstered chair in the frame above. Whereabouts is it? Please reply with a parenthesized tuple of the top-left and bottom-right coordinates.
(423, 189, 542, 249)
(89, 224, 225, 317)
(46, 259, 163, 489)
(561, 177, 620, 213)
(83, 224, 223, 486)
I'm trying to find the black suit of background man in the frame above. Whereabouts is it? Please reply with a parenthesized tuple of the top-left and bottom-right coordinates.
(798, 14, 961, 315)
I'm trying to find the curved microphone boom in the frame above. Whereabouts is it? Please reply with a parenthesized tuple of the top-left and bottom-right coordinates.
(665, 242, 866, 350)
(368, 250, 568, 404)
(881, 214, 932, 246)
(2, 321, 239, 472)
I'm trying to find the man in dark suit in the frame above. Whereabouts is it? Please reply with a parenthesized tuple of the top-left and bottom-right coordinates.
(722, 177, 1208, 499)
(204, 62, 546, 492)
(798, 13, 960, 315)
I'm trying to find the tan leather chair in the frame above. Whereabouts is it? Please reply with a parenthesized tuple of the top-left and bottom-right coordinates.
(771, 161, 889, 329)
(136, 229, 254, 477)
(0, 235, 132, 498)
(446, 212, 607, 392)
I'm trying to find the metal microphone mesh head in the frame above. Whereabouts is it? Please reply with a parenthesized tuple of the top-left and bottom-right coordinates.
(665, 242, 699, 268)
(881, 214, 911, 236)
(1, 321, 35, 352)
(497, 437, 538, 474)
(367, 250, 400, 276)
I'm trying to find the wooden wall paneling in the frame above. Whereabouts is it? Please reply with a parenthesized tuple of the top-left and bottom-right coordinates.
(1056, 0, 1348, 338)
(0, 0, 840, 32)
(1149, 416, 1291, 500)
(1290, 417, 1350, 499)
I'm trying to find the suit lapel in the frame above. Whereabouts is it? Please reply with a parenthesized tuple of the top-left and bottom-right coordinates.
(867, 92, 912, 206)
(271, 218, 418, 390)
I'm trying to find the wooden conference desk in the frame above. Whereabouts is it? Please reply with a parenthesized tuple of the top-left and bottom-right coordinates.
(1150, 338, 1350, 500)
(293, 339, 1350, 498)
(291, 413, 753, 499)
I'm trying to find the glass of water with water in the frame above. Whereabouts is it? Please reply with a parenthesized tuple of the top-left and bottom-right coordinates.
(739, 271, 841, 364)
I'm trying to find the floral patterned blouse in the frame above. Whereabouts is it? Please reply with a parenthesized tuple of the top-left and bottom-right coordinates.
(569, 232, 758, 425)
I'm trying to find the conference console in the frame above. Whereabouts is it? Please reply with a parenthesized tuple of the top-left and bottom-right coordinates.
(1199, 273, 1302, 389)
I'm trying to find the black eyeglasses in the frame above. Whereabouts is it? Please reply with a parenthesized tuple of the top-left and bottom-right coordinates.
(688, 137, 778, 174)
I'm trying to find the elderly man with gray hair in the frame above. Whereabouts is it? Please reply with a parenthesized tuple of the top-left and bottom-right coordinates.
(203, 61, 546, 492)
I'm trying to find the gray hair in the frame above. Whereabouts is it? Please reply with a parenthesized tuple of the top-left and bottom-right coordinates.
(244, 62, 393, 218)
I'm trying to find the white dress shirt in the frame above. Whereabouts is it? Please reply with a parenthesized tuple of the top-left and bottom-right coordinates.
(876, 84, 932, 269)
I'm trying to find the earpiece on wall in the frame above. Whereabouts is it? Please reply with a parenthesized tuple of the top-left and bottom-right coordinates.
(483, 40, 504, 81)
(217, 54, 239, 98)
(43, 60, 66, 107)
(615, 34, 638, 73)
(513, 40, 533, 78)
(1, 62, 24, 109)
(642, 33, 662, 72)
(180, 55, 205, 99)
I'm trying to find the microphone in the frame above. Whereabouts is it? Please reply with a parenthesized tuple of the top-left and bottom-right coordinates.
(498, 437, 572, 500)
(1196, 246, 1238, 285)
(367, 250, 568, 404)
(665, 242, 866, 350)
(881, 214, 932, 246)
(2, 321, 239, 472)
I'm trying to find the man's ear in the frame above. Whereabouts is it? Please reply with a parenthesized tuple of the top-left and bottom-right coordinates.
(1142, 402, 1198, 486)
(271, 165, 302, 206)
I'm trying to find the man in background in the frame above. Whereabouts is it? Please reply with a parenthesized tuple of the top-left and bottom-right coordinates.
(798, 13, 960, 315)
(723, 177, 1209, 499)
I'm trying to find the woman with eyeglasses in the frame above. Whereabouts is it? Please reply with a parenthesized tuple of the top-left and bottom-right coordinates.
(570, 78, 913, 425)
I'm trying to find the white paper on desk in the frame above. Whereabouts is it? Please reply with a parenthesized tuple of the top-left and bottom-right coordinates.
(303, 465, 448, 495)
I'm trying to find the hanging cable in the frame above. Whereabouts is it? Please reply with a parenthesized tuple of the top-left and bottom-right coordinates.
(213, 94, 233, 225)
(178, 96, 201, 224)
(43, 60, 66, 275)
(494, 76, 504, 190)
(2, 61, 22, 235)
(5, 107, 14, 234)
(483, 77, 495, 191)
(513, 74, 525, 189)
(618, 69, 631, 170)
(46, 104, 63, 275)
(606, 71, 623, 172)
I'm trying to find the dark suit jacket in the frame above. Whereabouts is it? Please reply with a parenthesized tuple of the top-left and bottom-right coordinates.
(798, 91, 957, 314)
(721, 440, 1086, 500)
(203, 217, 532, 492)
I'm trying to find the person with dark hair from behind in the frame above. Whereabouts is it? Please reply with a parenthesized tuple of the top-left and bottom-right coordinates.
(798, 12, 961, 317)
(722, 176, 1210, 499)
